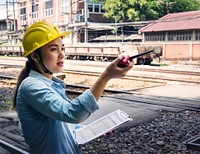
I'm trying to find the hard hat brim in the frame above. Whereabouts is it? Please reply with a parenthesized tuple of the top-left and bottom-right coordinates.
(61, 31, 71, 38)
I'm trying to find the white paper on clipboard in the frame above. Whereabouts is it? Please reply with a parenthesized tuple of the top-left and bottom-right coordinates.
(76, 109, 132, 144)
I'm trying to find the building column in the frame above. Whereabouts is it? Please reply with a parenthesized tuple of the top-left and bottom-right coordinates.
(55, 0, 58, 24)
(27, 0, 30, 25)
(189, 42, 193, 61)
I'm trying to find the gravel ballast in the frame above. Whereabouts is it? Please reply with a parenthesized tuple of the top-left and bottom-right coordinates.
(0, 84, 200, 154)
(81, 110, 200, 154)
(0, 62, 200, 153)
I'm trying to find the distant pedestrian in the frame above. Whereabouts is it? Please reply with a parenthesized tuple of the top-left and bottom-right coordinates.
(13, 21, 134, 154)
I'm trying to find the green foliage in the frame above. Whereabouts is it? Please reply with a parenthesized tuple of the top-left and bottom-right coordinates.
(0, 99, 13, 111)
(94, 0, 200, 22)
(169, 0, 200, 13)
(159, 62, 169, 67)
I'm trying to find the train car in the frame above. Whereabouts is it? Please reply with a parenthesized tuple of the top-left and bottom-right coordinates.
(65, 44, 162, 65)
(65, 45, 120, 61)
(0, 46, 23, 57)
(0, 44, 162, 65)
(136, 46, 162, 65)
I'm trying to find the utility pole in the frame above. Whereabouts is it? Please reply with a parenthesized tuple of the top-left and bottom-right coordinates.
(84, 0, 88, 43)
(6, 0, 16, 32)
(12, 0, 16, 32)
(70, 0, 73, 44)
(72, 0, 79, 44)
(6, 0, 9, 31)
(6, 0, 10, 44)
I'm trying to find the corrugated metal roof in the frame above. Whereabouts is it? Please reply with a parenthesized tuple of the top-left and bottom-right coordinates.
(140, 10, 200, 32)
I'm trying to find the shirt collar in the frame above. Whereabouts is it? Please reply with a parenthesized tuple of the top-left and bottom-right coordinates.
(29, 70, 66, 88)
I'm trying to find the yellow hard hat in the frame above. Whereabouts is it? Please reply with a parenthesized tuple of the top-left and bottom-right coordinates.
(23, 21, 71, 57)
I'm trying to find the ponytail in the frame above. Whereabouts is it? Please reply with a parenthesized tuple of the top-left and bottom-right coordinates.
(13, 58, 35, 110)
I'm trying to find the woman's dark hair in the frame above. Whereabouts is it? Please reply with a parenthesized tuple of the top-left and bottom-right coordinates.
(13, 58, 36, 110)
(13, 47, 43, 110)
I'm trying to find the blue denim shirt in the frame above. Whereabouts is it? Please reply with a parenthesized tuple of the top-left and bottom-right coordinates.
(16, 70, 99, 154)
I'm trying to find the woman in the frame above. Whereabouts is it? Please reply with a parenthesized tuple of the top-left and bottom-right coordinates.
(13, 21, 134, 154)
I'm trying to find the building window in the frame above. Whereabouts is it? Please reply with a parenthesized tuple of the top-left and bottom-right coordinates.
(32, 0, 39, 19)
(144, 32, 165, 41)
(20, 2, 26, 23)
(20, 14, 26, 21)
(195, 30, 200, 40)
(20, 7, 26, 16)
(20, 2, 26, 7)
(61, 0, 70, 14)
(100, 5, 105, 13)
(45, 0, 54, 16)
(88, 0, 104, 14)
(0, 22, 7, 31)
(88, 4, 93, 12)
(32, 12, 38, 19)
(168, 31, 192, 41)
(94, 5, 99, 13)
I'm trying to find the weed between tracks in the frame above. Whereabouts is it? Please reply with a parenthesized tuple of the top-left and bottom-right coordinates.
(0, 83, 15, 111)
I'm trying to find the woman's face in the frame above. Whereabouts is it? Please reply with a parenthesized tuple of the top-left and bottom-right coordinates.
(39, 37, 65, 75)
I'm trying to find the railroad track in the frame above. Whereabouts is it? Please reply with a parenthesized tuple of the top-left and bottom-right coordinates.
(0, 139, 29, 154)
(0, 113, 29, 154)
(0, 75, 131, 96)
(1, 74, 200, 112)
(0, 81, 200, 154)
(63, 69, 200, 85)
(133, 67, 200, 76)
(106, 93, 200, 112)
(1, 69, 200, 153)
(60, 60, 200, 76)
(1, 61, 200, 85)
(2, 62, 200, 90)
(1, 57, 200, 78)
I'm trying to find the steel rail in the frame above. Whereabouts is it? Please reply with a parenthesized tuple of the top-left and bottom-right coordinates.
(132, 67, 200, 76)
(0, 62, 200, 84)
(1, 58, 200, 76)
(106, 95, 200, 112)
(0, 64, 23, 68)
(55, 60, 200, 76)
(66, 84, 134, 94)
(0, 74, 133, 95)
(0, 139, 29, 154)
(63, 69, 200, 84)
(0, 75, 17, 80)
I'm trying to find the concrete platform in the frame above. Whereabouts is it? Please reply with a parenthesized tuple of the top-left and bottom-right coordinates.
(139, 84, 200, 99)
(82, 84, 200, 129)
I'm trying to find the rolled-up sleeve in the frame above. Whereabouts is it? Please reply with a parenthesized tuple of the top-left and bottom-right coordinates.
(75, 89, 99, 113)
(19, 77, 99, 123)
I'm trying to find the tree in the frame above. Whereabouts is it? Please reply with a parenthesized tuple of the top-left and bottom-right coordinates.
(94, 0, 200, 22)
(157, 0, 200, 14)
(96, 0, 160, 22)
(167, 0, 200, 13)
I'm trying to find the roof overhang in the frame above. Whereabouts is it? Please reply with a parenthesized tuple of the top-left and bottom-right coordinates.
(67, 21, 154, 31)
